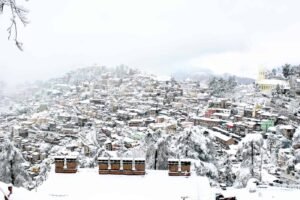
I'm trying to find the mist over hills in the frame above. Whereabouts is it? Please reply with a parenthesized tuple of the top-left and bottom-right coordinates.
(171, 68, 255, 84)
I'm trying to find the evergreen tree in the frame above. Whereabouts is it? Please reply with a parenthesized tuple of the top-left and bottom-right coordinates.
(282, 63, 291, 78)
(0, 137, 32, 187)
(208, 76, 237, 97)
(221, 155, 235, 186)
(272, 68, 277, 76)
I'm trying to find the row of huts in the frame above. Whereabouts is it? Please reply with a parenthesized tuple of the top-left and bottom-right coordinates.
(54, 157, 191, 176)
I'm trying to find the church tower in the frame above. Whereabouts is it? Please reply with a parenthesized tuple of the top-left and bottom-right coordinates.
(257, 66, 266, 81)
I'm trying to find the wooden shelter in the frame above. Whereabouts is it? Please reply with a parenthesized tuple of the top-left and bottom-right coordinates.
(98, 157, 145, 175)
(168, 159, 191, 176)
(54, 156, 78, 173)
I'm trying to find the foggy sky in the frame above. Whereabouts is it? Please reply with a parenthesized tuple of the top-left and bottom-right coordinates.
(1, 0, 300, 85)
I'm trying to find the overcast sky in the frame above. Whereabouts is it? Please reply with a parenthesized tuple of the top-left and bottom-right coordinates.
(1, 0, 300, 85)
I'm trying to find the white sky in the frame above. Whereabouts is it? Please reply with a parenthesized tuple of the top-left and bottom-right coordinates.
(1, 0, 300, 85)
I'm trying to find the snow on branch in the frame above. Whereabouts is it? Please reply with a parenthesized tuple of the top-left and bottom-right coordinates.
(1, 0, 29, 50)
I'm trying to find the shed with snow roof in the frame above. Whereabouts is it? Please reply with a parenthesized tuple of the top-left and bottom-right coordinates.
(168, 159, 191, 176)
(55, 156, 78, 173)
(98, 157, 145, 175)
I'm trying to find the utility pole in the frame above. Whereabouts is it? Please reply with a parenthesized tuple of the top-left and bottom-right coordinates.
(120, 135, 124, 171)
(251, 141, 254, 177)
(260, 147, 263, 182)
(154, 150, 158, 170)
(156, 93, 160, 116)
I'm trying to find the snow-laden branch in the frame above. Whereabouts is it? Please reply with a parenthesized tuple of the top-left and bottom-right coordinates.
(0, 0, 29, 50)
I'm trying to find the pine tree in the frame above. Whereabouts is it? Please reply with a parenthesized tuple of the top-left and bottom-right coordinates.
(282, 63, 291, 78)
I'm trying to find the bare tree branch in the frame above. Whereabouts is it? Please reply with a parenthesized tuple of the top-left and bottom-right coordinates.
(0, 0, 29, 51)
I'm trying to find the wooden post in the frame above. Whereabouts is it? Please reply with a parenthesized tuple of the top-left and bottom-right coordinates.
(132, 157, 136, 171)
(178, 156, 182, 172)
(63, 156, 67, 170)
(108, 156, 111, 170)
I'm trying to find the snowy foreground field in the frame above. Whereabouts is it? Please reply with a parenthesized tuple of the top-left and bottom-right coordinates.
(1, 168, 300, 200)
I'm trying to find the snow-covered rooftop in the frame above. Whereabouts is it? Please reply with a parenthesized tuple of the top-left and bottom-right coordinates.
(256, 79, 289, 86)
(278, 125, 294, 130)
(211, 131, 232, 141)
(97, 157, 145, 161)
(167, 158, 191, 162)
(32, 168, 213, 200)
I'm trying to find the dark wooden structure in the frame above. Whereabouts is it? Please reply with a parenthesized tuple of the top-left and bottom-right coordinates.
(168, 159, 191, 176)
(98, 157, 145, 175)
(55, 156, 78, 173)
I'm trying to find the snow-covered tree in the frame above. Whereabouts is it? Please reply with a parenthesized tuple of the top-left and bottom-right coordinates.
(142, 126, 219, 178)
(234, 168, 252, 188)
(219, 155, 235, 186)
(34, 158, 51, 187)
(266, 134, 281, 164)
(174, 127, 216, 162)
(292, 127, 300, 149)
(144, 130, 169, 170)
(282, 63, 291, 78)
(154, 138, 169, 170)
(170, 127, 218, 179)
(78, 128, 107, 168)
(208, 76, 237, 97)
(294, 149, 300, 163)
(0, 137, 32, 188)
(194, 160, 218, 180)
(235, 134, 263, 187)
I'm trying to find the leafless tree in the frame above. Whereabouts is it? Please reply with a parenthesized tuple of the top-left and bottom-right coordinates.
(0, 0, 29, 50)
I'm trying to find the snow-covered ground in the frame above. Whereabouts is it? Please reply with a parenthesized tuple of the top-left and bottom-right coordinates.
(1, 168, 213, 200)
(215, 186, 300, 200)
(2, 167, 300, 199)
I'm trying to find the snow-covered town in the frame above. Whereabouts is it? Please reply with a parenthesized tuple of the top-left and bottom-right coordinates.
(1, 65, 300, 199)
(3, 1, 300, 199)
